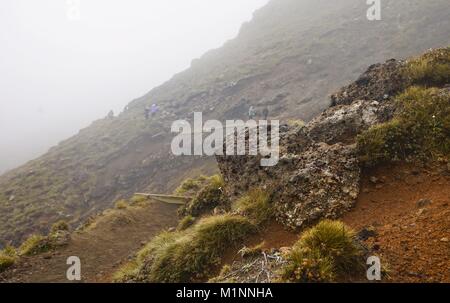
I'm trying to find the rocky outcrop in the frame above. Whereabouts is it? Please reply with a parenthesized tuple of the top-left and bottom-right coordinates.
(330, 59, 407, 106)
(306, 100, 394, 145)
(217, 61, 403, 230)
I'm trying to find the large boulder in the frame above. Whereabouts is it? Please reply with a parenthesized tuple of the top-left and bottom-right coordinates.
(217, 94, 395, 230)
(274, 142, 359, 229)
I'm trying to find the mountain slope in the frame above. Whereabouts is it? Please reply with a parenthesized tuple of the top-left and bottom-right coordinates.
(1, 0, 450, 246)
(1, 47, 449, 283)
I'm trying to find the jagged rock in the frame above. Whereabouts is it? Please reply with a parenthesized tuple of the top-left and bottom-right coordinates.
(306, 100, 394, 144)
(331, 59, 408, 106)
(274, 143, 360, 229)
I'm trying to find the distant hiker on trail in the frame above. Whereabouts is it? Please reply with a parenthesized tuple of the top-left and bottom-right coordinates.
(151, 104, 159, 117)
(248, 105, 256, 120)
(262, 106, 269, 120)
(107, 110, 114, 119)
(145, 106, 151, 119)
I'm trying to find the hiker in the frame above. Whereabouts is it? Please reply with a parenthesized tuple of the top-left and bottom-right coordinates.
(262, 106, 269, 120)
(107, 110, 114, 119)
(144, 105, 151, 120)
(248, 105, 256, 120)
(151, 103, 159, 117)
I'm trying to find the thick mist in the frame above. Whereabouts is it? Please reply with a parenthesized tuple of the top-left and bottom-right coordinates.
(0, 0, 269, 174)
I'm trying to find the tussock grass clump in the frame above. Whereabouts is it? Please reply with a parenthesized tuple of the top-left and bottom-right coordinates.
(177, 215, 196, 231)
(1, 245, 17, 258)
(129, 195, 149, 207)
(175, 176, 206, 195)
(50, 220, 69, 233)
(232, 189, 273, 224)
(0, 245, 17, 273)
(405, 47, 450, 86)
(0, 254, 15, 272)
(114, 200, 129, 210)
(281, 220, 363, 282)
(18, 235, 51, 256)
(114, 214, 256, 283)
(179, 174, 228, 217)
(358, 86, 450, 166)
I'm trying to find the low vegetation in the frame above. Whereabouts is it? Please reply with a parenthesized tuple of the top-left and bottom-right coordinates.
(18, 235, 51, 256)
(232, 188, 273, 224)
(50, 220, 69, 233)
(177, 215, 196, 231)
(114, 199, 129, 210)
(238, 241, 265, 258)
(281, 220, 364, 282)
(114, 214, 256, 282)
(405, 47, 450, 86)
(16, 220, 71, 256)
(0, 245, 17, 273)
(174, 175, 208, 195)
(358, 86, 450, 166)
(0, 255, 15, 272)
(129, 195, 149, 207)
(178, 174, 229, 217)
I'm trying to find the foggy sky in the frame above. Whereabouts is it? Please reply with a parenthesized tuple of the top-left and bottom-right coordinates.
(0, 0, 269, 174)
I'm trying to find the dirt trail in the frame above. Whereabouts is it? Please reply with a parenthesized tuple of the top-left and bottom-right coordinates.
(342, 163, 450, 282)
(0, 201, 178, 283)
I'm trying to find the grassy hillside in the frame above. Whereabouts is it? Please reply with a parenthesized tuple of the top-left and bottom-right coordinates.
(1, 0, 450, 246)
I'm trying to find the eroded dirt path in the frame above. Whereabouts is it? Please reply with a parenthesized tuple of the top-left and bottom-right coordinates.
(0, 201, 178, 283)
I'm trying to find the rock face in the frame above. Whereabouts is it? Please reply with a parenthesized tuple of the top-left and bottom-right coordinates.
(275, 142, 360, 229)
(306, 100, 394, 145)
(217, 61, 402, 230)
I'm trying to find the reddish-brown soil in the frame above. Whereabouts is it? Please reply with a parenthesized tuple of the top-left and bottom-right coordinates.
(0, 201, 178, 283)
(342, 163, 450, 283)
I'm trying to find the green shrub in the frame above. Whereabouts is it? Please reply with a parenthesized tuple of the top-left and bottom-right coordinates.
(115, 214, 256, 282)
(405, 47, 450, 86)
(282, 250, 335, 282)
(177, 215, 196, 231)
(1, 245, 17, 258)
(50, 220, 69, 233)
(179, 175, 228, 217)
(175, 177, 203, 195)
(18, 235, 51, 256)
(281, 220, 363, 282)
(112, 260, 140, 282)
(358, 86, 450, 166)
(0, 254, 15, 272)
(357, 119, 410, 165)
(232, 189, 273, 224)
